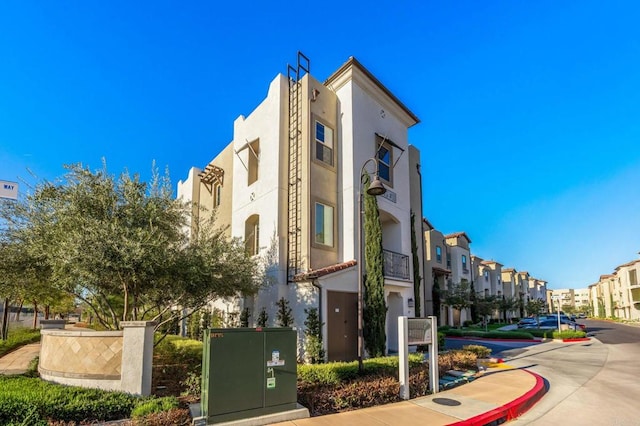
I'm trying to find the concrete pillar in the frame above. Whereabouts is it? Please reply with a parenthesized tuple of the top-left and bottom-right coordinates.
(120, 321, 156, 396)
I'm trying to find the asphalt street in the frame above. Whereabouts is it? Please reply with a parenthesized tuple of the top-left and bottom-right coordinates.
(505, 319, 640, 426)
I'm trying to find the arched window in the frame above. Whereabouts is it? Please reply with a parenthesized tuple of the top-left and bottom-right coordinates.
(245, 214, 259, 256)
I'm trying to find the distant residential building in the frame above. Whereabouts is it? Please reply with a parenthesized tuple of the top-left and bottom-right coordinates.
(573, 288, 590, 311)
(590, 257, 640, 320)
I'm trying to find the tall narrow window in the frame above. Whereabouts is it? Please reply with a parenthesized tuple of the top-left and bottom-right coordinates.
(314, 202, 334, 247)
(484, 270, 489, 281)
(248, 139, 260, 185)
(377, 141, 392, 184)
(214, 183, 222, 207)
(244, 215, 259, 256)
(462, 254, 468, 271)
(315, 121, 333, 166)
(436, 245, 442, 263)
(630, 269, 638, 286)
(446, 253, 451, 268)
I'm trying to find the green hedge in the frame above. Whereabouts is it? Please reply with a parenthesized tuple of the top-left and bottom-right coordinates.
(0, 328, 41, 357)
(443, 329, 535, 340)
(154, 334, 203, 366)
(0, 376, 139, 424)
(297, 354, 424, 385)
(553, 330, 587, 339)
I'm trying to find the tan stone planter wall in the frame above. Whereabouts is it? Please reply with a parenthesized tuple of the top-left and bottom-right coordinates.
(39, 321, 155, 395)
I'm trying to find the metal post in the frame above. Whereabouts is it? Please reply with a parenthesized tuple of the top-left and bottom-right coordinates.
(429, 315, 439, 394)
(398, 316, 409, 400)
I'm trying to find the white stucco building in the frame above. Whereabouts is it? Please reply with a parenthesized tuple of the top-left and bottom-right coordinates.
(178, 55, 424, 360)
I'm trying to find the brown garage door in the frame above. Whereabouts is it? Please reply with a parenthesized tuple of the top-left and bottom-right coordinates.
(327, 291, 358, 362)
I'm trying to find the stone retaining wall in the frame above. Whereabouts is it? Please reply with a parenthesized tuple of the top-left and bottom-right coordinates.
(39, 321, 155, 395)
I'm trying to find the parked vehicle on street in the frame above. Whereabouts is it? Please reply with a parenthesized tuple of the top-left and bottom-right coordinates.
(522, 318, 586, 331)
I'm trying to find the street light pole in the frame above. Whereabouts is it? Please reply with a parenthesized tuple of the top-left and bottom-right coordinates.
(357, 157, 386, 372)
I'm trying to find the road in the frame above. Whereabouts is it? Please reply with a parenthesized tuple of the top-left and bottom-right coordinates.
(504, 319, 640, 425)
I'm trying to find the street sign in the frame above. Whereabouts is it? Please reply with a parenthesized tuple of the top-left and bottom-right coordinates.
(0, 180, 18, 200)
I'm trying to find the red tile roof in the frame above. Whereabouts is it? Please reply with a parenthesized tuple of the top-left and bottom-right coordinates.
(293, 260, 357, 282)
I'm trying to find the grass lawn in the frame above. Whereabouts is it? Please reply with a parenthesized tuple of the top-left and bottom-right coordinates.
(0, 327, 41, 357)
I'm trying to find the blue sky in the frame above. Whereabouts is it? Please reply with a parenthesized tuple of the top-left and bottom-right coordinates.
(1, 1, 638, 289)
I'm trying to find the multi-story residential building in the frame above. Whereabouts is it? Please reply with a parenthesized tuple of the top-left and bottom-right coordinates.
(178, 55, 423, 361)
(573, 288, 590, 311)
(471, 256, 503, 297)
(423, 219, 450, 324)
(442, 232, 472, 325)
(590, 257, 640, 320)
(547, 289, 575, 313)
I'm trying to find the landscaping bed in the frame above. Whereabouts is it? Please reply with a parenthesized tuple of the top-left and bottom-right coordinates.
(297, 349, 480, 416)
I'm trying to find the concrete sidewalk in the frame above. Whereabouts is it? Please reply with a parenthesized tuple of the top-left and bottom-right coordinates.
(273, 366, 546, 426)
(0, 343, 41, 375)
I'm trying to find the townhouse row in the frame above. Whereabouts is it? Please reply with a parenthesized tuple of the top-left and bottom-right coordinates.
(177, 54, 547, 362)
(423, 220, 548, 326)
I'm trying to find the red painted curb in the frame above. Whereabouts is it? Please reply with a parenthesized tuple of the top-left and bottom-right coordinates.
(562, 337, 590, 342)
(446, 336, 541, 343)
(447, 370, 546, 426)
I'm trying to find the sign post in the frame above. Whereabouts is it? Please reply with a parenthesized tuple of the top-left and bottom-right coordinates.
(399, 316, 439, 400)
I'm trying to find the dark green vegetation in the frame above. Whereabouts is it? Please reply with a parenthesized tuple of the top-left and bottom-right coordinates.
(363, 174, 387, 358)
(298, 350, 481, 416)
(0, 327, 40, 357)
(0, 163, 262, 333)
(0, 376, 139, 425)
(441, 328, 536, 340)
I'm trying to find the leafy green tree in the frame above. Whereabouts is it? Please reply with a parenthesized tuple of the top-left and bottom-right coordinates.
(362, 174, 387, 358)
(303, 307, 325, 364)
(469, 281, 478, 323)
(525, 298, 547, 326)
(432, 277, 441, 324)
(474, 294, 499, 331)
(498, 295, 518, 322)
(410, 211, 421, 316)
(442, 280, 472, 327)
(276, 297, 293, 327)
(0, 163, 262, 331)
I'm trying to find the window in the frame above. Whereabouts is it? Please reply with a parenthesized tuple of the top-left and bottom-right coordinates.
(214, 183, 222, 207)
(446, 253, 451, 268)
(462, 255, 468, 271)
(314, 202, 334, 247)
(244, 215, 259, 256)
(436, 246, 442, 263)
(377, 142, 392, 183)
(630, 269, 638, 286)
(247, 139, 260, 185)
(484, 270, 489, 281)
(315, 121, 333, 166)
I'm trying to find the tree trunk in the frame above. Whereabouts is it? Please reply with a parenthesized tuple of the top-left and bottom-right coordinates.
(15, 300, 23, 321)
(45, 305, 50, 320)
(1, 298, 10, 340)
(32, 301, 38, 329)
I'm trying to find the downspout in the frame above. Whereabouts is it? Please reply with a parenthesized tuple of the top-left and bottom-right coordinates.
(311, 279, 324, 360)
(416, 163, 427, 317)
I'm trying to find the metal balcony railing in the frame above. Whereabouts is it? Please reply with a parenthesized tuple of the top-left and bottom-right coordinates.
(383, 249, 410, 280)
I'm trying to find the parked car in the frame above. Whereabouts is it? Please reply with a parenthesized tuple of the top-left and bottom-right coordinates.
(522, 318, 586, 331)
(577, 313, 586, 319)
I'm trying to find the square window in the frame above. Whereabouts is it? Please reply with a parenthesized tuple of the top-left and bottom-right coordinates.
(315, 202, 334, 247)
(315, 121, 333, 166)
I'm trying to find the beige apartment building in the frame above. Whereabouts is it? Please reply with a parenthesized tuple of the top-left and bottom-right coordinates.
(590, 256, 640, 320)
(178, 55, 424, 361)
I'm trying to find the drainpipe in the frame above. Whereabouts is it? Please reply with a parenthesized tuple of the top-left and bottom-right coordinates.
(311, 279, 324, 359)
(416, 163, 427, 317)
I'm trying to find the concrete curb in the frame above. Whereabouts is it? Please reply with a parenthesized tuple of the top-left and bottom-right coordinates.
(447, 370, 546, 426)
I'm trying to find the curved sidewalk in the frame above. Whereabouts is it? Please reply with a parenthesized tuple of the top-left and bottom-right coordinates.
(0, 343, 41, 375)
(274, 366, 546, 426)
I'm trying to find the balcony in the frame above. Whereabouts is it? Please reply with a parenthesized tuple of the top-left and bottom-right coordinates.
(383, 249, 410, 280)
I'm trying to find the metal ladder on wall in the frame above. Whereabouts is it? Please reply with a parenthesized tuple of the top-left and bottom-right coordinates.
(286, 52, 310, 283)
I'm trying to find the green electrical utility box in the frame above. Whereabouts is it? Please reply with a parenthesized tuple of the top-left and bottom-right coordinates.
(201, 327, 298, 424)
